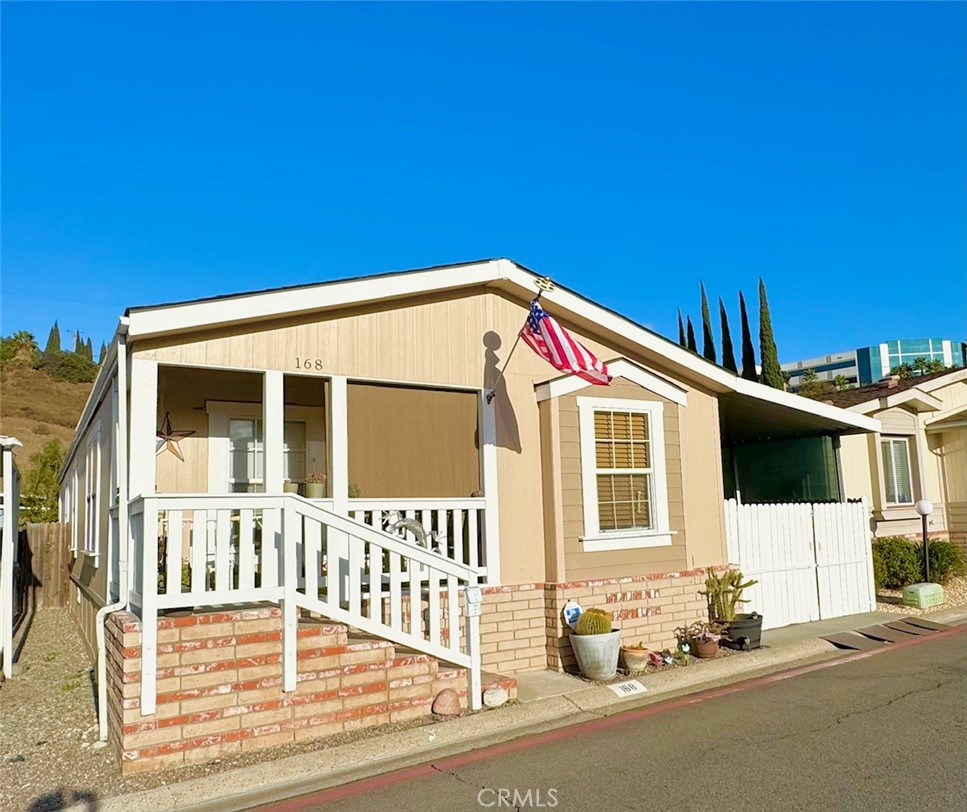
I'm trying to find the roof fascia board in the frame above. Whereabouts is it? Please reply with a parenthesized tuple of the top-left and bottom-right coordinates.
(126, 260, 504, 339)
(534, 358, 688, 406)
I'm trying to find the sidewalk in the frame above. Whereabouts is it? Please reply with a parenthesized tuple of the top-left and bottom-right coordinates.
(68, 604, 967, 812)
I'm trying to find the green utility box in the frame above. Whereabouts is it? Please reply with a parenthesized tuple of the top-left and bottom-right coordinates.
(902, 582, 945, 609)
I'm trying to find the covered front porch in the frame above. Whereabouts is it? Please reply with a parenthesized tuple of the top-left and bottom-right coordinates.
(130, 361, 499, 582)
(125, 359, 500, 714)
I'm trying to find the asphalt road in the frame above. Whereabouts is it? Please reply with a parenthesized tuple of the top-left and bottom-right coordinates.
(256, 630, 967, 812)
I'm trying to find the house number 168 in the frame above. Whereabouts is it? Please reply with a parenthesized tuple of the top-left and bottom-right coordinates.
(295, 358, 324, 370)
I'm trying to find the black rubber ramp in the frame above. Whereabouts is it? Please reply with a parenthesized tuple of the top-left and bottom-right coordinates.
(822, 632, 889, 651)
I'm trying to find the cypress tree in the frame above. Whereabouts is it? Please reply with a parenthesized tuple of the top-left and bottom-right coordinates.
(738, 291, 757, 381)
(84, 337, 94, 362)
(44, 321, 61, 354)
(700, 282, 716, 362)
(758, 278, 784, 389)
(677, 310, 687, 347)
(719, 297, 738, 373)
(686, 317, 697, 352)
(98, 342, 107, 365)
(73, 331, 84, 354)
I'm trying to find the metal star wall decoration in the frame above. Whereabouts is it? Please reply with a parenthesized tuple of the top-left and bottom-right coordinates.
(156, 412, 195, 461)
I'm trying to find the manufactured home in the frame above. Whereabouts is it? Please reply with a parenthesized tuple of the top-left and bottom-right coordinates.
(59, 258, 880, 773)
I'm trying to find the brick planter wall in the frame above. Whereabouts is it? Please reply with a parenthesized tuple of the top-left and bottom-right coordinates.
(544, 567, 722, 672)
(105, 606, 469, 775)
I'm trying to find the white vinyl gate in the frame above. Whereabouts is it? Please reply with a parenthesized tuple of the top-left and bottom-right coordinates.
(724, 499, 876, 631)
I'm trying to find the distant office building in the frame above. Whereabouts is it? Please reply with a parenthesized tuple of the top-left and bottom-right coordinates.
(783, 338, 967, 391)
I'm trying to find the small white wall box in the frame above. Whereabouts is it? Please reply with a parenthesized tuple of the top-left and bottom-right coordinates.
(902, 583, 944, 609)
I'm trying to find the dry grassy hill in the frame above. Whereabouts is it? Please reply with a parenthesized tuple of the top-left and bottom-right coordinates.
(0, 363, 94, 466)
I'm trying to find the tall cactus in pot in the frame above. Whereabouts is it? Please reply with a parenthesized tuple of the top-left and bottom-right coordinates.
(699, 568, 758, 623)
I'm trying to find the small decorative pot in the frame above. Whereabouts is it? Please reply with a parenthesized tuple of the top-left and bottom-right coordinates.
(569, 630, 621, 681)
(621, 647, 650, 673)
(283, 482, 299, 494)
(305, 482, 325, 499)
(691, 638, 719, 659)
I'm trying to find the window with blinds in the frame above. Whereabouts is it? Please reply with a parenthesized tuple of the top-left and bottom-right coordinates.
(880, 437, 913, 505)
(593, 410, 654, 532)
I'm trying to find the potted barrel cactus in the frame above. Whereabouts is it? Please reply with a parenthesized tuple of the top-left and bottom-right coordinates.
(700, 568, 763, 650)
(569, 607, 621, 681)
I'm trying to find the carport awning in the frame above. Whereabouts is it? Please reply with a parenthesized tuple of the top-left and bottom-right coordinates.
(720, 385, 880, 445)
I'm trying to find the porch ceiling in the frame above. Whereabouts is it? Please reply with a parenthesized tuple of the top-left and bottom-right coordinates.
(719, 390, 878, 444)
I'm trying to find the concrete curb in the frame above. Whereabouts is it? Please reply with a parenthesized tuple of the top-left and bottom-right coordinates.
(69, 637, 840, 812)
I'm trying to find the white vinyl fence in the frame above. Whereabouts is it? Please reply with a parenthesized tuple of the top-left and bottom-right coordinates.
(724, 499, 875, 630)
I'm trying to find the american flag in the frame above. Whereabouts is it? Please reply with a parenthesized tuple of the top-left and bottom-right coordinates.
(521, 299, 612, 386)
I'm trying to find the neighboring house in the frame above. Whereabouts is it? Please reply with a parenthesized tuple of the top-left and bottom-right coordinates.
(834, 368, 967, 548)
(57, 258, 879, 773)
(782, 337, 966, 391)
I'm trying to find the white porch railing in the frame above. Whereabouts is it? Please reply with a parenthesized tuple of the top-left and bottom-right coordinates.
(131, 493, 482, 716)
(347, 498, 488, 576)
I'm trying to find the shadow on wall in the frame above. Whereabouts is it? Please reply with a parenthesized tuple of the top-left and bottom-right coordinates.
(483, 331, 522, 454)
(28, 789, 98, 812)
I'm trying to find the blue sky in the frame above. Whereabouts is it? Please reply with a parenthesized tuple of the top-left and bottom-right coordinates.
(2, 2, 965, 361)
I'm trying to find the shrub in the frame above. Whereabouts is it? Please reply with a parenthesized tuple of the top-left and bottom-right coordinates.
(872, 551, 886, 591)
(36, 350, 98, 383)
(915, 541, 966, 585)
(871, 537, 921, 589)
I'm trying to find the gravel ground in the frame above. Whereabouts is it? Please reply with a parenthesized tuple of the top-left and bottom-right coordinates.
(876, 575, 967, 615)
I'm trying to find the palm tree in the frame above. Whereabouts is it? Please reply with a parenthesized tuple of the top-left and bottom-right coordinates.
(832, 374, 851, 391)
(912, 357, 930, 376)
(10, 330, 37, 361)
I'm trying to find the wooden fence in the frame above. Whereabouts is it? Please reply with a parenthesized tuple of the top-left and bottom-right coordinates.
(24, 523, 71, 609)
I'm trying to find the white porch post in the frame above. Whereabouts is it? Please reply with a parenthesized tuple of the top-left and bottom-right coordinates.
(479, 391, 501, 584)
(329, 376, 349, 512)
(128, 358, 158, 499)
(263, 370, 285, 493)
(329, 376, 349, 603)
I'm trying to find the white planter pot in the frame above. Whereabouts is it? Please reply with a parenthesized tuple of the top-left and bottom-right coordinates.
(305, 483, 325, 499)
(569, 630, 621, 681)
(283, 482, 299, 494)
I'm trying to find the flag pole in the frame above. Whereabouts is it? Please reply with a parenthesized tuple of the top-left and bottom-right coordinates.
(485, 277, 554, 404)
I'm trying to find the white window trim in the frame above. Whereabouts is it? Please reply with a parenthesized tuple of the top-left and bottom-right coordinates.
(206, 401, 319, 494)
(880, 436, 915, 507)
(577, 397, 674, 552)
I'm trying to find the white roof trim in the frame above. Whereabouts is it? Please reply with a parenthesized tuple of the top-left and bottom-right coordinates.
(126, 260, 504, 339)
(847, 387, 944, 415)
(924, 404, 967, 427)
(535, 358, 688, 406)
(918, 367, 967, 392)
(122, 256, 877, 435)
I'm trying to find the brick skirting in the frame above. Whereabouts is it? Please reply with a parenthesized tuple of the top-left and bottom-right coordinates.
(106, 607, 471, 775)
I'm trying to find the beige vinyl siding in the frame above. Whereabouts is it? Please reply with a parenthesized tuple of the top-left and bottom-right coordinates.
(878, 407, 917, 435)
(558, 379, 687, 581)
(133, 287, 729, 583)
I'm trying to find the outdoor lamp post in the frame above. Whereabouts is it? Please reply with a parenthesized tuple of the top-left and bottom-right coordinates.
(915, 499, 934, 582)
